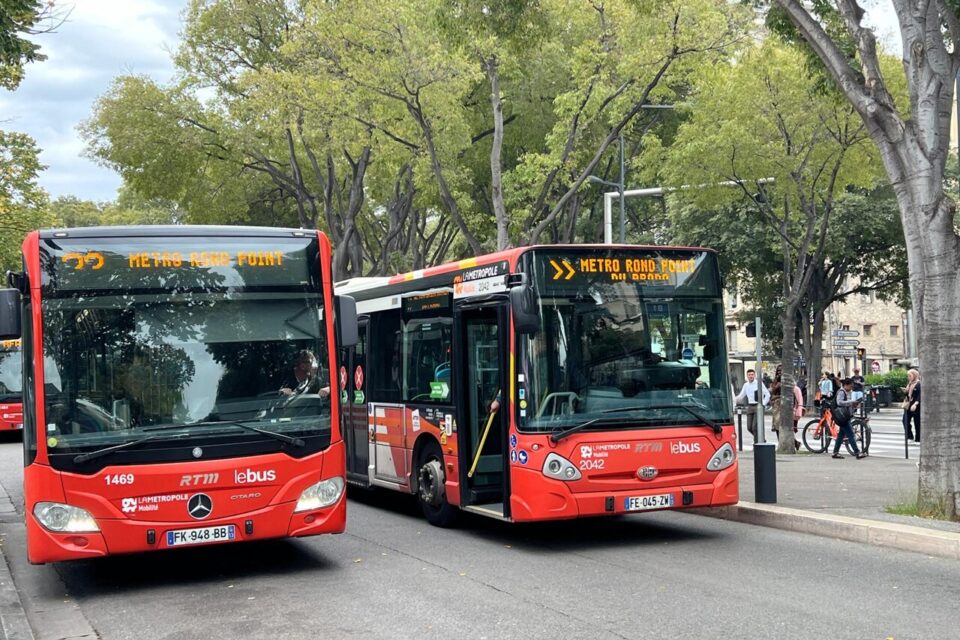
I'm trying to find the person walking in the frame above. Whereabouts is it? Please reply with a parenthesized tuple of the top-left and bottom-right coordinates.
(831, 378, 866, 459)
(735, 369, 770, 440)
(791, 383, 804, 450)
(902, 368, 921, 442)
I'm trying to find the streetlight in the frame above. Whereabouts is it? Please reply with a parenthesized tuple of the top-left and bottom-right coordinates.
(588, 133, 626, 244)
(587, 104, 675, 244)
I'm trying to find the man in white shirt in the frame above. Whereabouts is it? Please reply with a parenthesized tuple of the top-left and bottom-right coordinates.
(735, 369, 770, 439)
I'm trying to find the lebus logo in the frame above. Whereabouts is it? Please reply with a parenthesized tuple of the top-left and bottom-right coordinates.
(670, 441, 701, 455)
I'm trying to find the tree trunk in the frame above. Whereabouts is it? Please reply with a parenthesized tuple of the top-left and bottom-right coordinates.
(779, 304, 800, 453)
(485, 57, 510, 251)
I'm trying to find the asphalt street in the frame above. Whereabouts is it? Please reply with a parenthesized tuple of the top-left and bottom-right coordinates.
(0, 432, 957, 640)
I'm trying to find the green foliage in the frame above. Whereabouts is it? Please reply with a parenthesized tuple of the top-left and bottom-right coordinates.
(0, 0, 45, 90)
(0, 130, 50, 271)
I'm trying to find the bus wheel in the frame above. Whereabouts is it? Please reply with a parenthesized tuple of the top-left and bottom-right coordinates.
(417, 442, 458, 527)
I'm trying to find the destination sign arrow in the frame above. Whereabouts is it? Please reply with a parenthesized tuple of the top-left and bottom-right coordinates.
(832, 329, 859, 337)
(832, 339, 860, 347)
(832, 346, 857, 353)
(549, 259, 576, 281)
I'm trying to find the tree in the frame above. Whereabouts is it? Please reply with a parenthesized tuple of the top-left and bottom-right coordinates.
(771, 0, 960, 517)
(0, 131, 49, 271)
(664, 41, 883, 453)
(1, 0, 52, 90)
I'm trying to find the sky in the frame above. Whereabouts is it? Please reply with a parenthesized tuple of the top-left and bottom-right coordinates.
(0, 0, 185, 203)
(0, 0, 902, 204)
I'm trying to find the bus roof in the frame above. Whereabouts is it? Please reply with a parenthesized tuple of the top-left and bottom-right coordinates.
(37, 225, 316, 239)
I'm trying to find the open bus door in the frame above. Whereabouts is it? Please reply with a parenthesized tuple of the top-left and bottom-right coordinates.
(342, 318, 369, 482)
(454, 302, 510, 519)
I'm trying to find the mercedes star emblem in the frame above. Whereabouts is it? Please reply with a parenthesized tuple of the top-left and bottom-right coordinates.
(187, 493, 213, 520)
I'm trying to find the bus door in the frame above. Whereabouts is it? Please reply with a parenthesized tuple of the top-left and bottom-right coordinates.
(342, 318, 370, 482)
(455, 302, 509, 517)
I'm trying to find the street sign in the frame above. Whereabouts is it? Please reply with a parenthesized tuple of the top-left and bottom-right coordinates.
(832, 329, 859, 337)
(833, 346, 857, 353)
(832, 339, 860, 346)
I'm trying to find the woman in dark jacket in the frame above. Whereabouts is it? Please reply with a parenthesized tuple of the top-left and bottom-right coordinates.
(902, 368, 921, 442)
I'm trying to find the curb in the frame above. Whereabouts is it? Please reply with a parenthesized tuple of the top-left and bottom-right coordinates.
(695, 501, 960, 561)
(0, 485, 32, 640)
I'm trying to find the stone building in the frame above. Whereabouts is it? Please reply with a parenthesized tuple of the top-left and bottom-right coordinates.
(724, 287, 916, 385)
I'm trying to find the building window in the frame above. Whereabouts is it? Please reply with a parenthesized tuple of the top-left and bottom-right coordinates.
(727, 325, 737, 351)
(860, 290, 874, 303)
(863, 324, 872, 337)
(890, 325, 899, 337)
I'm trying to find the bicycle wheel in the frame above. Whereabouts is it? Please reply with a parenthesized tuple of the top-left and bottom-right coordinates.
(802, 419, 827, 453)
(846, 419, 871, 455)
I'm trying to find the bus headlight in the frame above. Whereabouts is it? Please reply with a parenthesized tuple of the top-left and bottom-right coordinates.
(294, 477, 344, 512)
(706, 443, 736, 471)
(542, 453, 581, 481)
(33, 502, 100, 533)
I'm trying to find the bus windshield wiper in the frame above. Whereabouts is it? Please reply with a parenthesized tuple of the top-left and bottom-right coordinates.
(550, 418, 602, 443)
(600, 403, 722, 434)
(143, 420, 306, 447)
(73, 435, 163, 464)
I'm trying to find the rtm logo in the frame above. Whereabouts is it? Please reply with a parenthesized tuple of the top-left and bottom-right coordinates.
(180, 473, 220, 487)
(634, 442, 664, 453)
(235, 469, 276, 484)
(670, 442, 701, 454)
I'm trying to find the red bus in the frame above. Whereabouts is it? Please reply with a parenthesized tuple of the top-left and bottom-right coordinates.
(336, 245, 738, 525)
(0, 339, 23, 432)
(0, 226, 357, 563)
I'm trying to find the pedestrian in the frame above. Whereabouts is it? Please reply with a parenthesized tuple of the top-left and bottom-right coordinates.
(902, 368, 921, 442)
(818, 372, 833, 416)
(770, 365, 782, 436)
(791, 383, 804, 450)
(831, 377, 866, 459)
(851, 368, 865, 402)
(734, 368, 770, 439)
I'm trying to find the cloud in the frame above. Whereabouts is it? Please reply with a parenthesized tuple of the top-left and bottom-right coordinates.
(0, 0, 185, 203)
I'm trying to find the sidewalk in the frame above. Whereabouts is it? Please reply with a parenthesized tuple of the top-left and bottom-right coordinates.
(0, 483, 31, 640)
(696, 446, 960, 561)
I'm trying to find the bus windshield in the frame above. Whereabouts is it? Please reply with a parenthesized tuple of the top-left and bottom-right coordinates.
(0, 341, 22, 402)
(517, 248, 731, 433)
(37, 235, 330, 470)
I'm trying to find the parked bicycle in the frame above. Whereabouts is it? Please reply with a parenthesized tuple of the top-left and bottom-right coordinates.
(801, 407, 871, 455)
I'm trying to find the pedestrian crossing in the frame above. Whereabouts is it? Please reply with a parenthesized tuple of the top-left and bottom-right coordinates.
(862, 431, 920, 459)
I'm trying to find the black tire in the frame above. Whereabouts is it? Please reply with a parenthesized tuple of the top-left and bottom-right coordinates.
(802, 418, 830, 453)
(846, 419, 871, 455)
(416, 441, 458, 527)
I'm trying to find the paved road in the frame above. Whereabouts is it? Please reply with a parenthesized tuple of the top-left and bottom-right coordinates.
(0, 436, 957, 639)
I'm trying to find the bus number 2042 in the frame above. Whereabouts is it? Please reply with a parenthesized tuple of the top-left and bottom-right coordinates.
(105, 473, 135, 485)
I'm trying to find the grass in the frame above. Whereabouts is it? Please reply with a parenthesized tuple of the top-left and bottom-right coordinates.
(885, 497, 952, 521)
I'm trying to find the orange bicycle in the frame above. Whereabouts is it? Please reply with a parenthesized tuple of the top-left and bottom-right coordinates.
(802, 407, 871, 454)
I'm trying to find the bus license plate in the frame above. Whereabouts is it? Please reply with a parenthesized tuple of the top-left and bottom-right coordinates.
(166, 525, 236, 547)
(623, 494, 674, 511)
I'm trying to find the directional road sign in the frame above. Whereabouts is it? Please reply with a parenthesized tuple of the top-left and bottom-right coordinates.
(832, 339, 860, 347)
(833, 346, 857, 353)
(832, 329, 859, 337)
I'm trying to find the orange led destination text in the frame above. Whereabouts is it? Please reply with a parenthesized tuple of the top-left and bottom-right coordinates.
(577, 256, 695, 281)
(127, 250, 285, 269)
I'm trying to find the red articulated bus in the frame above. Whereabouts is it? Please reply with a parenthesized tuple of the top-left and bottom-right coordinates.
(0, 226, 357, 563)
(0, 339, 23, 432)
(335, 245, 738, 526)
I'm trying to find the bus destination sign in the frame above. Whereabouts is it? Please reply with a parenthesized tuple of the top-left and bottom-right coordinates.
(40, 237, 320, 293)
(530, 249, 718, 295)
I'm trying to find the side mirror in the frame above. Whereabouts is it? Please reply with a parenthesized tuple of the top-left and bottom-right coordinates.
(510, 284, 539, 335)
(335, 294, 359, 348)
(0, 289, 20, 340)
